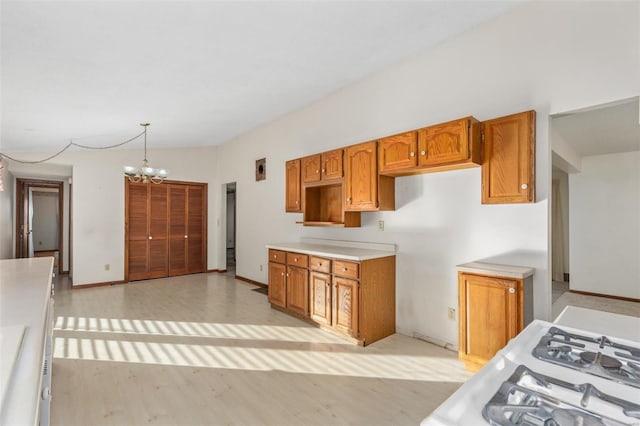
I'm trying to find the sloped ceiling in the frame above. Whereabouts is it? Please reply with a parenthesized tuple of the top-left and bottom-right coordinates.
(1, 1, 523, 153)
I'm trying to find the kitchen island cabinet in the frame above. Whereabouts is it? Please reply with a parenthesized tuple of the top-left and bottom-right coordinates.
(456, 261, 534, 371)
(266, 239, 396, 346)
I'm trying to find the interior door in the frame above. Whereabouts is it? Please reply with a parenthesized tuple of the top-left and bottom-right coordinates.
(169, 185, 187, 276)
(148, 185, 169, 278)
(186, 185, 204, 273)
(127, 183, 150, 281)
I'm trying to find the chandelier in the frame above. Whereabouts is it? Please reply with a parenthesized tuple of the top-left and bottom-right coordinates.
(123, 123, 168, 184)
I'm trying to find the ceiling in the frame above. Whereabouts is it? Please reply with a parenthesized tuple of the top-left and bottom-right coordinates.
(1, 1, 523, 153)
(552, 99, 640, 157)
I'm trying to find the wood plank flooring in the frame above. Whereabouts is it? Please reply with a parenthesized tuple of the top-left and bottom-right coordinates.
(51, 273, 471, 425)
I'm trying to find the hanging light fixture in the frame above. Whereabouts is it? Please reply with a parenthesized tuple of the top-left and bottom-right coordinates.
(123, 123, 168, 184)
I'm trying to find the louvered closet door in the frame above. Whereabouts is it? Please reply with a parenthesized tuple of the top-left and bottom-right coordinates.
(148, 185, 169, 278)
(186, 185, 205, 273)
(127, 183, 149, 281)
(169, 185, 188, 276)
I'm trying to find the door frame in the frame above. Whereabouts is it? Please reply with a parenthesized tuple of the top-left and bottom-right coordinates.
(15, 178, 64, 268)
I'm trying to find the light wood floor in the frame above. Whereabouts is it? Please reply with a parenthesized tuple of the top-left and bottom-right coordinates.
(51, 273, 471, 426)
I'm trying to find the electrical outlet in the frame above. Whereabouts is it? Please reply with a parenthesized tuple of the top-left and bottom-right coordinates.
(104, 263, 110, 271)
(259, 264, 263, 272)
(378, 220, 384, 231)
(448, 307, 455, 320)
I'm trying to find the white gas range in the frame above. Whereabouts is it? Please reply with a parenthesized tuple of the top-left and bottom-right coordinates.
(422, 306, 640, 425)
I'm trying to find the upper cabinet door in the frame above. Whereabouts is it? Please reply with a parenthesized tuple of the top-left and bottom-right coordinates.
(301, 154, 321, 183)
(345, 141, 378, 211)
(285, 159, 302, 212)
(482, 111, 535, 204)
(418, 118, 470, 166)
(378, 131, 418, 172)
(321, 149, 343, 180)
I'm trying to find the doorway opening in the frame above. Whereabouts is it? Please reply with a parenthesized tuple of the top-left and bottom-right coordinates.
(225, 182, 236, 275)
(16, 178, 64, 275)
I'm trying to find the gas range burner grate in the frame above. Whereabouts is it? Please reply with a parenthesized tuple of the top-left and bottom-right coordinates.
(482, 365, 640, 426)
(532, 326, 640, 388)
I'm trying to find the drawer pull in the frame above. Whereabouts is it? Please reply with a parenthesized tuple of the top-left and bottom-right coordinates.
(318, 262, 322, 266)
(294, 257, 298, 262)
(343, 267, 348, 272)
(273, 254, 277, 258)
(281, 272, 284, 276)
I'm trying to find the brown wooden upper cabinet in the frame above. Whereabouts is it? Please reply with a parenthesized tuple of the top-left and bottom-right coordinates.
(419, 117, 481, 167)
(345, 141, 394, 212)
(285, 159, 302, 212)
(482, 111, 535, 204)
(378, 131, 418, 172)
(378, 117, 481, 176)
(302, 149, 343, 183)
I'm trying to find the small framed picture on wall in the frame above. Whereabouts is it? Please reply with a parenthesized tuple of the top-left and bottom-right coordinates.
(255, 158, 266, 181)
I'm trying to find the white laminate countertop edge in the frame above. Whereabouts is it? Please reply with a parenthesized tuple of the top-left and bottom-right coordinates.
(266, 241, 396, 261)
(0, 258, 53, 426)
(554, 306, 640, 342)
(455, 261, 535, 279)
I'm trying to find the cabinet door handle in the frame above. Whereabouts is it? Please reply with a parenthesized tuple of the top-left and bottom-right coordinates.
(286, 273, 289, 277)
(509, 288, 515, 294)
(315, 169, 319, 174)
(421, 150, 426, 155)
(326, 282, 330, 287)
(409, 152, 415, 157)
(521, 183, 528, 190)
(346, 197, 351, 203)
(148, 236, 153, 240)
(184, 235, 188, 239)
(321, 169, 325, 173)
(281, 272, 284, 276)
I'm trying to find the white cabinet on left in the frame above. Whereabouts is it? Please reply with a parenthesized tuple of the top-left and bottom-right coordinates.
(0, 257, 54, 425)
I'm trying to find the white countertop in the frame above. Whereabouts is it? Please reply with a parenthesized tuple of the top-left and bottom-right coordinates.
(456, 261, 535, 279)
(0, 258, 54, 426)
(266, 238, 396, 261)
(554, 305, 640, 342)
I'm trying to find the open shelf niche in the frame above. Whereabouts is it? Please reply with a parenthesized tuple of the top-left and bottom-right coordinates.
(303, 183, 360, 227)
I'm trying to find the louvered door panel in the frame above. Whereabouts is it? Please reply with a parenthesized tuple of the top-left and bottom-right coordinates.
(169, 185, 187, 276)
(127, 183, 149, 281)
(148, 185, 168, 278)
(187, 185, 204, 273)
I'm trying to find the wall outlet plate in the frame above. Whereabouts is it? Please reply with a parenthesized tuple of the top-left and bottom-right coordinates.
(448, 307, 455, 320)
(378, 220, 384, 231)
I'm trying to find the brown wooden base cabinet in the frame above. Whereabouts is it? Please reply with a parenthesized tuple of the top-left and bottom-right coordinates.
(458, 271, 533, 371)
(268, 249, 395, 346)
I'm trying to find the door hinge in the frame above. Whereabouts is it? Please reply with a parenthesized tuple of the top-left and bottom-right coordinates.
(481, 132, 485, 143)
(375, 200, 379, 208)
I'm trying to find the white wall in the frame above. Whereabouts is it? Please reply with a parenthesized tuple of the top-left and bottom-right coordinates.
(215, 1, 639, 348)
(31, 191, 59, 251)
(0, 166, 15, 259)
(7, 146, 220, 285)
(569, 151, 640, 299)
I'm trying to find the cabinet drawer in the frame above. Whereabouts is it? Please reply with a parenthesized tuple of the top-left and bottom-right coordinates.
(333, 260, 359, 279)
(269, 249, 286, 264)
(310, 256, 331, 273)
(287, 252, 309, 268)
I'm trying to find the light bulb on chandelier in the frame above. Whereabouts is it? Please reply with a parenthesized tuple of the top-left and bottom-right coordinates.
(123, 123, 168, 184)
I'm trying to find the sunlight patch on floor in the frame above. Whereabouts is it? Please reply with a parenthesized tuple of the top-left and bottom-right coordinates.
(53, 335, 469, 383)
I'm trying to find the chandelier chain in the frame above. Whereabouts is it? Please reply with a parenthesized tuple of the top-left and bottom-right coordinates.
(0, 130, 147, 164)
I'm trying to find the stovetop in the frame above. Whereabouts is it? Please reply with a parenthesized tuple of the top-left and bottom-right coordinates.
(483, 365, 640, 425)
(421, 319, 640, 426)
(482, 324, 640, 426)
(532, 326, 640, 389)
